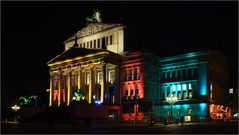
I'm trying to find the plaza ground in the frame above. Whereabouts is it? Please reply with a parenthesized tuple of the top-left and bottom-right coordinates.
(1, 120, 238, 134)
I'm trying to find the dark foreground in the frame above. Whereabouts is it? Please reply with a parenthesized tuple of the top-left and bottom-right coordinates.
(1, 121, 238, 134)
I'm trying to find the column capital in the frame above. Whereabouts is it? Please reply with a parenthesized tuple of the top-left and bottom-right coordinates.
(88, 63, 95, 69)
(100, 62, 107, 66)
(57, 69, 63, 74)
(67, 67, 72, 73)
(77, 65, 84, 71)
(49, 71, 54, 76)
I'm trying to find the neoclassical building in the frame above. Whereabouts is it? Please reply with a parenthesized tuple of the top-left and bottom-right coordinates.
(47, 20, 231, 122)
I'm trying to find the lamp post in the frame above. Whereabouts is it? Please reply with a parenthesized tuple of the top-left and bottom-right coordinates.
(11, 105, 20, 121)
(166, 95, 178, 120)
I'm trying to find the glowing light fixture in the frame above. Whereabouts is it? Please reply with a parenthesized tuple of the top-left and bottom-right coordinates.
(11, 105, 20, 112)
(229, 88, 233, 94)
(177, 85, 181, 91)
(166, 95, 178, 118)
(182, 84, 186, 90)
(94, 100, 102, 105)
(189, 84, 192, 90)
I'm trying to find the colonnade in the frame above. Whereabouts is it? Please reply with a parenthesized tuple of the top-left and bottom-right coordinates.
(49, 62, 113, 106)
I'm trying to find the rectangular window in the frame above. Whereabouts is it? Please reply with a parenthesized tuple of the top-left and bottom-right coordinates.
(128, 69, 132, 80)
(183, 69, 187, 79)
(97, 39, 100, 48)
(131, 68, 134, 80)
(188, 108, 192, 115)
(105, 36, 108, 46)
(80, 43, 82, 48)
(90, 41, 92, 48)
(168, 110, 170, 116)
(178, 93, 181, 99)
(177, 85, 181, 91)
(210, 84, 212, 91)
(110, 35, 113, 45)
(97, 72, 102, 84)
(167, 72, 170, 79)
(109, 70, 115, 84)
(130, 90, 134, 99)
(177, 70, 180, 78)
(183, 84, 186, 90)
(183, 92, 186, 99)
(189, 83, 192, 90)
(125, 90, 129, 100)
(172, 71, 176, 79)
(83, 43, 85, 48)
(87, 42, 89, 48)
(136, 68, 140, 80)
(136, 86, 139, 99)
(189, 91, 192, 98)
(172, 85, 176, 92)
(94, 40, 96, 48)
(177, 109, 180, 115)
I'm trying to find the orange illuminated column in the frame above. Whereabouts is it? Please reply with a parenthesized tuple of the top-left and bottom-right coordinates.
(67, 68, 72, 106)
(77, 66, 82, 90)
(101, 63, 106, 103)
(58, 70, 62, 106)
(49, 72, 53, 106)
(89, 64, 94, 104)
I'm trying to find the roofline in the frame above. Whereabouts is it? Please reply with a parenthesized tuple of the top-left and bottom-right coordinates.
(160, 50, 210, 62)
(48, 50, 109, 66)
(63, 23, 124, 44)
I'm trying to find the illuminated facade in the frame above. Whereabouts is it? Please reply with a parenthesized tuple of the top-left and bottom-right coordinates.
(155, 51, 231, 122)
(47, 21, 231, 123)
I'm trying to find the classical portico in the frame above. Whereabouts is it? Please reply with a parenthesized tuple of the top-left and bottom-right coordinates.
(48, 47, 121, 106)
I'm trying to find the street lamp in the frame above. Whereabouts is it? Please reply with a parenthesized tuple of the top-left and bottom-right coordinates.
(166, 95, 178, 120)
(11, 105, 20, 121)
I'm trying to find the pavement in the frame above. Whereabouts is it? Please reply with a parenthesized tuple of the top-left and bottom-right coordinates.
(1, 120, 238, 134)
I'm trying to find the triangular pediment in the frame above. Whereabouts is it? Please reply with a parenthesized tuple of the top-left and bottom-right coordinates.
(64, 23, 123, 43)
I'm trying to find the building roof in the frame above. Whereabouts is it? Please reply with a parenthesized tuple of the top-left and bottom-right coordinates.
(48, 47, 122, 66)
(64, 23, 123, 43)
(48, 47, 108, 65)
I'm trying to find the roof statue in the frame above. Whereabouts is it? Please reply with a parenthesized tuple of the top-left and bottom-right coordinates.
(86, 10, 102, 23)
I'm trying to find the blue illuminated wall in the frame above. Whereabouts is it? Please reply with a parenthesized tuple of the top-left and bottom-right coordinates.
(198, 62, 207, 96)
(155, 103, 208, 122)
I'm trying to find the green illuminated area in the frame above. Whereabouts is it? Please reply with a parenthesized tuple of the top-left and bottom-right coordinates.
(73, 89, 86, 101)
(155, 103, 208, 122)
(156, 51, 229, 122)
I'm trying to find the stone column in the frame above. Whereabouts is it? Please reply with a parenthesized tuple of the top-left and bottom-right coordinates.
(67, 68, 72, 106)
(101, 62, 106, 103)
(49, 71, 53, 106)
(186, 83, 189, 98)
(77, 66, 83, 90)
(58, 70, 62, 106)
(88, 64, 94, 104)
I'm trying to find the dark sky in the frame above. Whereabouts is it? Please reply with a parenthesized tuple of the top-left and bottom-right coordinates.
(2, 2, 238, 99)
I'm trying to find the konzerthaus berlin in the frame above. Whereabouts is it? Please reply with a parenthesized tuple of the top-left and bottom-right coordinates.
(47, 21, 231, 123)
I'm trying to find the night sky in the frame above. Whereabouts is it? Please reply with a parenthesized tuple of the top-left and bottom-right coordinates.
(2, 2, 238, 103)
